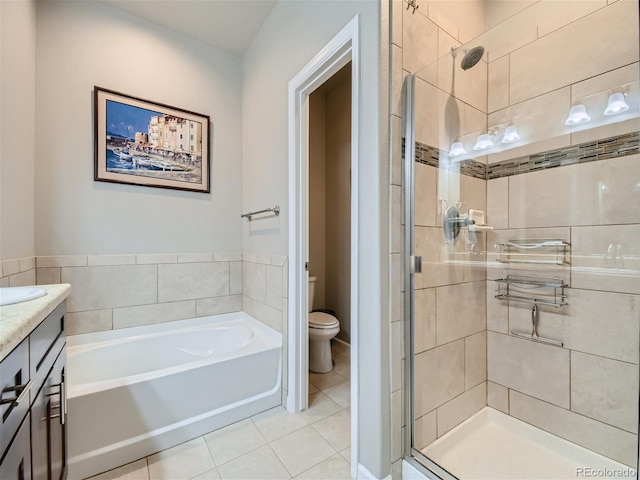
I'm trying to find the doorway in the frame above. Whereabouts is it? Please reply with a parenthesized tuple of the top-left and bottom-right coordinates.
(287, 16, 359, 479)
(307, 60, 352, 446)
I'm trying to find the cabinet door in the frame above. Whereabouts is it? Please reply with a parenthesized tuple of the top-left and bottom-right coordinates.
(31, 348, 66, 480)
(0, 413, 31, 480)
(48, 349, 66, 480)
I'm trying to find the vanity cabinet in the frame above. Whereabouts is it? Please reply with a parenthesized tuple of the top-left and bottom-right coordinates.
(0, 302, 67, 480)
(0, 412, 31, 480)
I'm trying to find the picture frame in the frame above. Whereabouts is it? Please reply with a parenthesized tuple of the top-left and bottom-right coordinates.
(94, 86, 210, 193)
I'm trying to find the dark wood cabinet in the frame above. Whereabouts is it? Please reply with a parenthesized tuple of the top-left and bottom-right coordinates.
(0, 412, 31, 480)
(32, 348, 67, 480)
(0, 302, 67, 480)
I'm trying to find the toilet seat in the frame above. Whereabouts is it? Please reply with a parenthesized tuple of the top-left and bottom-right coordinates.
(309, 311, 339, 329)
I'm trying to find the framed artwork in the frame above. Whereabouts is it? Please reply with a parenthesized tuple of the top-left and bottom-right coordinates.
(94, 87, 210, 193)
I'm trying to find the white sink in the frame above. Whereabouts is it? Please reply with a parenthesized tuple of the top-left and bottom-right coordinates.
(0, 287, 47, 306)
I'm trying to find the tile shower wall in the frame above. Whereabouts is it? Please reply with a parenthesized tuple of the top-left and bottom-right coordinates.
(392, 0, 639, 472)
(482, 0, 639, 468)
(390, 0, 488, 467)
(485, 1, 638, 164)
(485, 153, 640, 467)
(412, 166, 487, 451)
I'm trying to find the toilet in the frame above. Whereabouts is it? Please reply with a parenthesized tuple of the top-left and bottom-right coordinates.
(308, 276, 340, 373)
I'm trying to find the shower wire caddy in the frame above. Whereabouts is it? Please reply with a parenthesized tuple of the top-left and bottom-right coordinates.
(496, 238, 570, 265)
(494, 275, 568, 308)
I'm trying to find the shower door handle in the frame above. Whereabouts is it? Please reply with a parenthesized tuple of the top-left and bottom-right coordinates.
(411, 256, 422, 274)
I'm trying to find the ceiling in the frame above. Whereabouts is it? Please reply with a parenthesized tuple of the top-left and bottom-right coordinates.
(101, 0, 277, 57)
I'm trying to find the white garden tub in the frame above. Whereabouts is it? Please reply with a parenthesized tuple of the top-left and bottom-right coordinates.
(66, 312, 282, 479)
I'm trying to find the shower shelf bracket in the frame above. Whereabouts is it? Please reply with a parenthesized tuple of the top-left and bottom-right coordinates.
(494, 275, 568, 308)
(496, 238, 570, 265)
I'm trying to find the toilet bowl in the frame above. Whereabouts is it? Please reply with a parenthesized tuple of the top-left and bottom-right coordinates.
(308, 276, 340, 373)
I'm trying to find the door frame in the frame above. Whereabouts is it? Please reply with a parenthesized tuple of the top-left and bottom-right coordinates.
(287, 15, 360, 478)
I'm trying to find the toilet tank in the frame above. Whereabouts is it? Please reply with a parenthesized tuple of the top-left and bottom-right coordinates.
(308, 276, 317, 312)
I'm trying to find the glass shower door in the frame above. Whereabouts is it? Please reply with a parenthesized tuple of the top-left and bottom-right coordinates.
(403, 1, 640, 478)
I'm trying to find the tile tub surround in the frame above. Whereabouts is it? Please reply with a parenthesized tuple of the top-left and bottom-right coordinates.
(35, 253, 244, 336)
(241, 253, 289, 403)
(34, 252, 291, 401)
(0, 283, 71, 361)
(0, 256, 37, 288)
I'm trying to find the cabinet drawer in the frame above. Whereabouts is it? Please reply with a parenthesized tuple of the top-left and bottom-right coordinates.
(30, 302, 66, 396)
(0, 412, 31, 480)
(0, 339, 30, 460)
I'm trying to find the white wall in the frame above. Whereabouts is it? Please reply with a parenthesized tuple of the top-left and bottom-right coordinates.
(1, 0, 36, 261)
(242, 1, 389, 476)
(34, 1, 243, 255)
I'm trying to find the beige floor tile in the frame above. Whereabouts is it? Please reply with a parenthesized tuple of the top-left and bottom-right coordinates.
(340, 447, 350, 463)
(191, 468, 221, 480)
(323, 381, 351, 409)
(271, 426, 337, 477)
(252, 406, 309, 442)
(311, 410, 351, 452)
(294, 453, 351, 480)
(332, 360, 351, 380)
(308, 382, 320, 394)
(333, 350, 350, 366)
(204, 418, 266, 466)
(302, 392, 343, 424)
(216, 445, 290, 480)
(88, 459, 149, 480)
(309, 370, 348, 391)
(147, 438, 214, 480)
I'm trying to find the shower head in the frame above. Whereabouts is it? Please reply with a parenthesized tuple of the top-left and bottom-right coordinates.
(460, 46, 485, 70)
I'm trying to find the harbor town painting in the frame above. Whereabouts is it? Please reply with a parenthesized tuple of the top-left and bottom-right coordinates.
(94, 87, 210, 193)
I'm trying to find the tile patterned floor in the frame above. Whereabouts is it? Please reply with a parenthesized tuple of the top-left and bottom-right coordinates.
(87, 345, 351, 480)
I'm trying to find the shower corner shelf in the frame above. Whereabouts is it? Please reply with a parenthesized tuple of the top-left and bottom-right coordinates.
(495, 275, 568, 308)
(496, 238, 570, 266)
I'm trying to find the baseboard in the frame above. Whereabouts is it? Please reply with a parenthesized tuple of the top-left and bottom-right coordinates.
(333, 336, 351, 353)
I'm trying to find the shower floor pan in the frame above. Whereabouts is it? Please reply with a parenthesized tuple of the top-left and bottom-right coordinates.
(421, 407, 634, 479)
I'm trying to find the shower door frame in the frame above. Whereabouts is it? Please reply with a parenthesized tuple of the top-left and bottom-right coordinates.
(402, 73, 460, 480)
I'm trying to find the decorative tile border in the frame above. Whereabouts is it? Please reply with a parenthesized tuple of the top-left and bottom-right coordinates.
(412, 140, 439, 168)
(411, 132, 639, 180)
(413, 141, 488, 180)
(486, 131, 639, 179)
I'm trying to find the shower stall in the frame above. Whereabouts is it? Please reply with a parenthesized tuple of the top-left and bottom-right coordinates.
(401, 1, 640, 478)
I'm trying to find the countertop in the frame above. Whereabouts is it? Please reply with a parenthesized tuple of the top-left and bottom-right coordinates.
(0, 284, 72, 361)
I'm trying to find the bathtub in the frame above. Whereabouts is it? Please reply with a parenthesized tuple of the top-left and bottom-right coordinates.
(66, 312, 282, 479)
